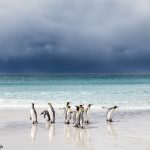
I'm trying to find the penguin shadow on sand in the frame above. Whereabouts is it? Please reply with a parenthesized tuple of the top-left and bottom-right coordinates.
(45, 122, 55, 141)
(73, 127, 91, 147)
(31, 124, 37, 143)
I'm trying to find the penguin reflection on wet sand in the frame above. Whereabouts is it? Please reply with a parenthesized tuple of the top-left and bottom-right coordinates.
(65, 124, 73, 143)
(48, 103, 55, 123)
(48, 124, 55, 141)
(31, 124, 37, 142)
(102, 105, 118, 122)
(73, 128, 90, 146)
(30, 103, 38, 124)
(84, 104, 93, 124)
(107, 122, 117, 137)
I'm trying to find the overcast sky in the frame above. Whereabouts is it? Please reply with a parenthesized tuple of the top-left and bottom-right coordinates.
(0, 0, 150, 74)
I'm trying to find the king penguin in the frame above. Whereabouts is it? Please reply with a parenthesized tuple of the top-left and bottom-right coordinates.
(65, 105, 72, 124)
(84, 104, 93, 124)
(64, 102, 71, 123)
(40, 110, 50, 122)
(30, 103, 38, 124)
(102, 106, 118, 122)
(48, 103, 55, 123)
(31, 124, 37, 142)
(73, 106, 79, 127)
(79, 105, 85, 128)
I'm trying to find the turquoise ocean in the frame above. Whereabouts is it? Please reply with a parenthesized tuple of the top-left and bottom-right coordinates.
(0, 75, 150, 109)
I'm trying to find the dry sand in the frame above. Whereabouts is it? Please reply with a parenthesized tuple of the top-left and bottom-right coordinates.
(0, 108, 150, 150)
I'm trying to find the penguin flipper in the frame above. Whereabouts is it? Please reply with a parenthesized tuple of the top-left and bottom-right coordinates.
(40, 110, 45, 115)
(44, 113, 46, 119)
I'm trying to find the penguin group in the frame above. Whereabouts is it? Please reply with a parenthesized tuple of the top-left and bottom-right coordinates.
(63, 102, 93, 128)
(30, 102, 118, 126)
(30, 103, 55, 124)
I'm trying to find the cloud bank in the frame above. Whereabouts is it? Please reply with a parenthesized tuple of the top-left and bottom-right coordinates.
(0, 0, 150, 73)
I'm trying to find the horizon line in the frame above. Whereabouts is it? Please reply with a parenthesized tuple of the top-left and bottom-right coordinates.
(0, 72, 150, 77)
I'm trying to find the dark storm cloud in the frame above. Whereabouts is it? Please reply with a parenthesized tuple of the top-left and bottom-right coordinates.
(0, 0, 150, 73)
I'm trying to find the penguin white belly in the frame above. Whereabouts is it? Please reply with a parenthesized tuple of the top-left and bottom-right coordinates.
(30, 109, 36, 122)
(73, 112, 76, 125)
(76, 112, 80, 124)
(45, 114, 48, 121)
(87, 109, 90, 121)
(83, 110, 87, 121)
(66, 110, 71, 122)
(107, 109, 114, 120)
(45, 112, 50, 121)
(80, 111, 84, 128)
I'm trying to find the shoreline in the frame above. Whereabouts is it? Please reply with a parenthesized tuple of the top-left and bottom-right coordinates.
(0, 108, 150, 150)
(0, 105, 150, 110)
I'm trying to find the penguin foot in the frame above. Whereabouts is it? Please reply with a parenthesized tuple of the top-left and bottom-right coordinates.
(73, 124, 78, 128)
(73, 124, 76, 127)
(81, 126, 85, 129)
(107, 119, 113, 122)
(85, 121, 89, 124)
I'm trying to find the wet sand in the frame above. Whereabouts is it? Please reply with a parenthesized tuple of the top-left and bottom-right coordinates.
(0, 108, 150, 150)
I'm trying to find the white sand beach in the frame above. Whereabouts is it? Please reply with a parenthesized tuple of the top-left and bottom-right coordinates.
(0, 108, 150, 150)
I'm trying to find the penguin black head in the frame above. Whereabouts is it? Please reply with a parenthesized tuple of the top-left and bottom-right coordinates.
(79, 105, 83, 108)
(88, 104, 93, 107)
(114, 106, 118, 109)
(32, 103, 34, 107)
(48, 103, 52, 106)
(66, 102, 70, 106)
(75, 106, 79, 111)
(68, 105, 71, 109)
